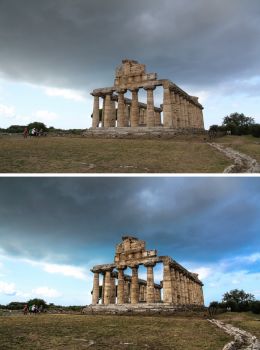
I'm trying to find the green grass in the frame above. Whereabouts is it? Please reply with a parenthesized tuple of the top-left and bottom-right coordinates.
(0, 314, 231, 349)
(0, 135, 230, 173)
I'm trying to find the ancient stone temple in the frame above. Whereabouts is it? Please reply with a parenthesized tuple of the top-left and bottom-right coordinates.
(89, 236, 204, 309)
(90, 59, 204, 130)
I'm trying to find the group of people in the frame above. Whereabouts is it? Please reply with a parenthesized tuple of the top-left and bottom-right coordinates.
(23, 127, 46, 138)
(23, 304, 44, 315)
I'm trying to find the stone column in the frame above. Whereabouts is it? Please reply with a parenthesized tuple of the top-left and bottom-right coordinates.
(104, 269, 112, 305)
(179, 96, 186, 128)
(145, 86, 156, 127)
(183, 99, 189, 128)
(117, 267, 126, 304)
(104, 93, 112, 128)
(155, 110, 161, 126)
(101, 272, 105, 304)
(180, 272, 186, 304)
(125, 104, 130, 126)
(200, 285, 204, 305)
(171, 267, 178, 304)
(187, 102, 193, 128)
(110, 275, 116, 303)
(124, 280, 130, 303)
(171, 91, 178, 129)
(111, 100, 116, 127)
(184, 275, 189, 304)
(91, 94, 100, 128)
(91, 270, 100, 304)
(175, 94, 181, 128)
(101, 96, 105, 127)
(175, 270, 181, 305)
(199, 109, 204, 129)
(163, 86, 173, 127)
(163, 263, 173, 303)
(130, 265, 139, 304)
(145, 262, 155, 303)
(117, 89, 126, 127)
(130, 89, 139, 127)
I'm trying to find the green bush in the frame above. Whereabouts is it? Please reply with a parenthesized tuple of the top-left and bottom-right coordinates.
(251, 301, 260, 314)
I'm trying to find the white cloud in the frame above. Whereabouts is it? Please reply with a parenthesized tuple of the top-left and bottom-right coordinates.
(0, 281, 16, 296)
(193, 267, 212, 280)
(44, 87, 86, 102)
(33, 110, 59, 122)
(0, 104, 15, 117)
(42, 262, 87, 280)
(32, 286, 61, 298)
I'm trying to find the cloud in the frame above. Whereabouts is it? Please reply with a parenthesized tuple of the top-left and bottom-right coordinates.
(24, 259, 88, 280)
(0, 177, 259, 266)
(32, 286, 61, 298)
(0, 281, 16, 296)
(33, 110, 59, 122)
(0, 0, 260, 93)
(0, 104, 15, 117)
(44, 87, 86, 102)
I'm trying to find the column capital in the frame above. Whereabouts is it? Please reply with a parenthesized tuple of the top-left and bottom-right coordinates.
(144, 262, 156, 268)
(144, 85, 156, 91)
(117, 265, 127, 271)
(116, 89, 127, 94)
(129, 264, 139, 270)
(129, 87, 139, 93)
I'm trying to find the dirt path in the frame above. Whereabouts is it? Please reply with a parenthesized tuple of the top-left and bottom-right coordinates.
(208, 143, 260, 173)
(208, 319, 260, 349)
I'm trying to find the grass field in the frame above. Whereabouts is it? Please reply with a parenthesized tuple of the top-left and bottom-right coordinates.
(216, 311, 260, 339)
(0, 313, 231, 350)
(0, 134, 231, 173)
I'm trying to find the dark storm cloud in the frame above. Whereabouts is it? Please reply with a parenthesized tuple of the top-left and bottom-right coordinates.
(0, 177, 259, 265)
(0, 0, 260, 90)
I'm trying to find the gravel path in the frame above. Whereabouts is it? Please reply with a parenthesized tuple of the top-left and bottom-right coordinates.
(208, 319, 260, 350)
(208, 143, 260, 173)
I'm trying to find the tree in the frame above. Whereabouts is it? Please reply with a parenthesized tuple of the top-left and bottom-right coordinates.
(27, 298, 47, 308)
(222, 113, 255, 135)
(222, 289, 255, 311)
(27, 122, 48, 132)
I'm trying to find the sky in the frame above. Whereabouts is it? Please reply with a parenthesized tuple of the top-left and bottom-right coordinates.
(0, 176, 259, 306)
(0, 0, 260, 129)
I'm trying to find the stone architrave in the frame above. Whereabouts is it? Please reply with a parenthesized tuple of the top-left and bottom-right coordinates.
(104, 93, 112, 128)
(145, 86, 156, 127)
(117, 267, 126, 304)
(117, 89, 126, 127)
(163, 263, 173, 303)
(130, 265, 139, 304)
(145, 262, 155, 303)
(163, 86, 173, 127)
(91, 94, 100, 128)
(130, 89, 139, 127)
(104, 269, 112, 305)
(91, 270, 100, 304)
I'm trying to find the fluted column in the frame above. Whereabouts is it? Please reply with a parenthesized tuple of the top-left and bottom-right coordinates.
(130, 265, 139, 304)
(163, 86, 173, 127)
(91, 270, 100, 304)
(91, 94, 100, 128)
(175, 270, 181, 305)
(117, 90, 126, 127)
(125, 104, 130, 126)
(200, 285, 204, 305)
(130, 89, 139, 127)
(101, 97, 105, 127)
(171, 267, 178, 304)
(163, 263, 173, 303)
(145, 86, 156, 127)
(101, 272, 105, 304)
(124, 280, 130, 303)
(111, 100, 116, 127)
(155, 110, 161, 126)
(171, 91, 178, 128)
(110, 276, 116, 303)
(145, 263, 155, 303)
(104, 93, 112, 128)
(184, 275, 189, 304)
(104, 269, 112, 305)
(117, 267, 126, 304)
(183, 99, 189, 128)
(175, 94, 181, 128)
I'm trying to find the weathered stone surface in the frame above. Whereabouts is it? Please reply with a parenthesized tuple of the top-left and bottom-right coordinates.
(89, 236, 204, 310)
(90, 59, 204, 131)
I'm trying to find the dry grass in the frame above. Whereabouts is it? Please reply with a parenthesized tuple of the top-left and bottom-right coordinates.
(0, 135, 230, 173)
(216, 311, 260, 339)
(215, 135, 260, 163)
(0, 313, 231, 349)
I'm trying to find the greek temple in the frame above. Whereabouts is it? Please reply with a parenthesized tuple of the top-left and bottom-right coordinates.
(90, 59, 204, 130)
(90, 236, 204, 306)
